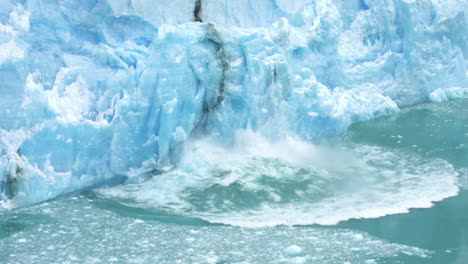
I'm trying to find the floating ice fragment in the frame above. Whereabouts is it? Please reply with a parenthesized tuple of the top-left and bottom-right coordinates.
(283, 245, 303, 257)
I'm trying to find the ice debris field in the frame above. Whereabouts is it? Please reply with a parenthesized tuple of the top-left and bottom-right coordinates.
(0, 0, 467, 208)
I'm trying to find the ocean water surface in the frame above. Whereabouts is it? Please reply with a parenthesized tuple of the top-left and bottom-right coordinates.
(1, 98, 467, 264)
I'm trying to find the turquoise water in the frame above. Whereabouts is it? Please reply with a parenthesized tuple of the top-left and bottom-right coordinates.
(338, 99, 468, 264)
(1, 99, 467, 264)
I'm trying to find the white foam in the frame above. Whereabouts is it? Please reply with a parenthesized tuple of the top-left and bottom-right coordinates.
(0, 200, 13, 210)
(99, 131, 459, 227)
(458, 168, 468, 190)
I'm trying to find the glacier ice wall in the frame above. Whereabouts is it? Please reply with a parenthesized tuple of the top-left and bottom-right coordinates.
(0, 0, 466, 208)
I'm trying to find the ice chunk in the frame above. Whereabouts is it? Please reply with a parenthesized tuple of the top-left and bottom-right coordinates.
(283, 245, 304, 257)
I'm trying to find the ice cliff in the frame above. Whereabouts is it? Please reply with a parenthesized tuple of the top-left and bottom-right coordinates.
(0, 0, 467, 208)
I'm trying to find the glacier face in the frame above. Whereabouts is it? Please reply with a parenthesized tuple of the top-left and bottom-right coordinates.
(0, 0, 466, 208)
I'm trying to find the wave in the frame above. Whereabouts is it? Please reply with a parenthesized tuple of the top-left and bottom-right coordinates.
(98, 130, 459, 227)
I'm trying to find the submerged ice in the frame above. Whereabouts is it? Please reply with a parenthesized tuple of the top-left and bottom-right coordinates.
(0, 0, 467, 208)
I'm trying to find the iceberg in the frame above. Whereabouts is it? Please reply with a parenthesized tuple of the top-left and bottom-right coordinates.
(0, 0, 466, 207)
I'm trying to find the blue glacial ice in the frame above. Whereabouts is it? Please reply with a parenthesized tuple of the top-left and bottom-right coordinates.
(0, 0, 467, 208)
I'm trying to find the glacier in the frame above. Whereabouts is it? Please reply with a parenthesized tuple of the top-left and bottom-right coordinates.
(0, 0, 466, 208)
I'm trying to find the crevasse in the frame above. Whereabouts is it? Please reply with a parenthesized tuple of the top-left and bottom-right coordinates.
(0, 0, 466, 208)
